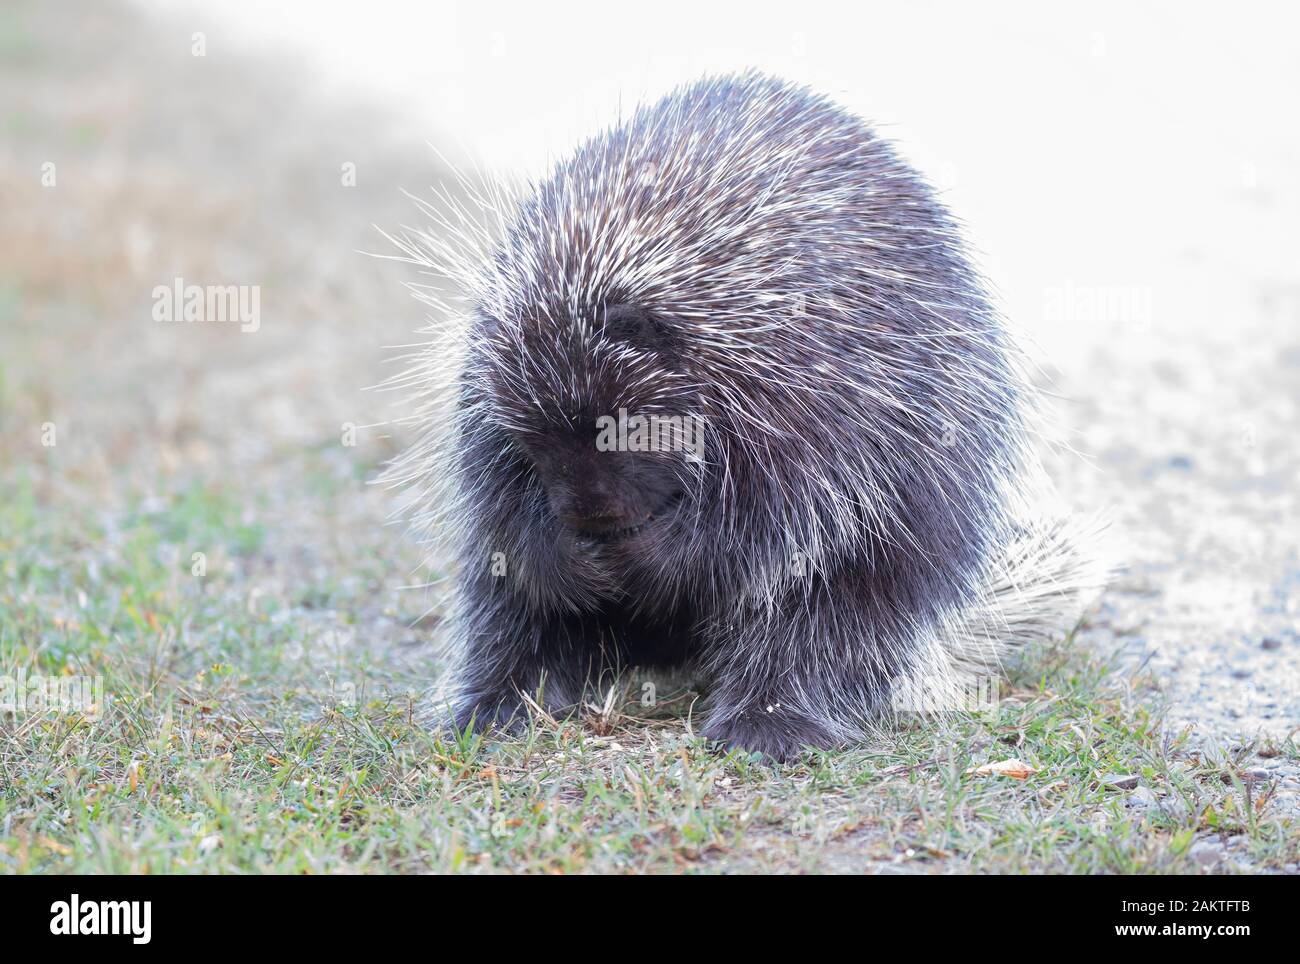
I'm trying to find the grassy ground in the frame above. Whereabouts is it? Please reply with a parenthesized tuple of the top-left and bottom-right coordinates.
(1, 0, 1297, 873)
(2, 466, 1296, 873)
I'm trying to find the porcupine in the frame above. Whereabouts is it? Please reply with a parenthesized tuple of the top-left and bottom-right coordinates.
(385, 72, 1102, 761)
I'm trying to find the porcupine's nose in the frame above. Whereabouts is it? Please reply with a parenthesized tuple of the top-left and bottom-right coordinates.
(565, 507, 627, 535)
(561, 487, 629, 535)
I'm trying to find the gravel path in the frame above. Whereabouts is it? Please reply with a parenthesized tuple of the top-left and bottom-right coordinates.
(1042, 209, 1300, 756)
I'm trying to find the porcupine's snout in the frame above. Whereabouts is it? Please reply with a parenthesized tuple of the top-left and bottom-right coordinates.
(523, 433, 684, 540)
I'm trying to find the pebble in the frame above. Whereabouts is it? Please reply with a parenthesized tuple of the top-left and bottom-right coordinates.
(1126, 786, 1158, 809)
(1190, 843, 1221, 868)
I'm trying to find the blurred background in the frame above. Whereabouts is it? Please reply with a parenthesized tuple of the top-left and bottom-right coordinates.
(2, 0, 1298, 743)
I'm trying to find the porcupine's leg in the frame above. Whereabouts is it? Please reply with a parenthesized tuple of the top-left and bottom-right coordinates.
(698, 572, 902, 762)
(450, 570, 614, 733)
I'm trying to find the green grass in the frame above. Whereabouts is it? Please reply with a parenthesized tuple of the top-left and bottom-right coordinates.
(1, 464, 1296, 873)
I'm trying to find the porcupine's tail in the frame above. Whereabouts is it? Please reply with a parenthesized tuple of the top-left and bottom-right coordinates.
(891, 510, 1110, 716)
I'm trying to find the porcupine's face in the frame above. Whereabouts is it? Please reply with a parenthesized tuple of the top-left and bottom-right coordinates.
(479, 302, 702, 558)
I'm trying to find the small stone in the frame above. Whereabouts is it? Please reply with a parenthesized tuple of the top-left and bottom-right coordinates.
(1261, 637, 1282, 651)
(1243, 768, 1272, 782)
(1103, 774, 1139, 790)
(1190, 843, 1221, 867)
(1126, 786, 1158, 809)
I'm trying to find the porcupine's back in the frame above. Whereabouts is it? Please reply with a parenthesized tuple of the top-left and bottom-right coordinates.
(396, 73, 1102, 721)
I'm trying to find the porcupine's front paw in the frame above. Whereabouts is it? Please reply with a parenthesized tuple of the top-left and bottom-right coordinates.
(451, 692, 529, 736)
(701, 704, 837, 763)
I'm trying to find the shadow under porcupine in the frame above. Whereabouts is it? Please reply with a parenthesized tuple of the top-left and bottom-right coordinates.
(383, 72, 1103, 762)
